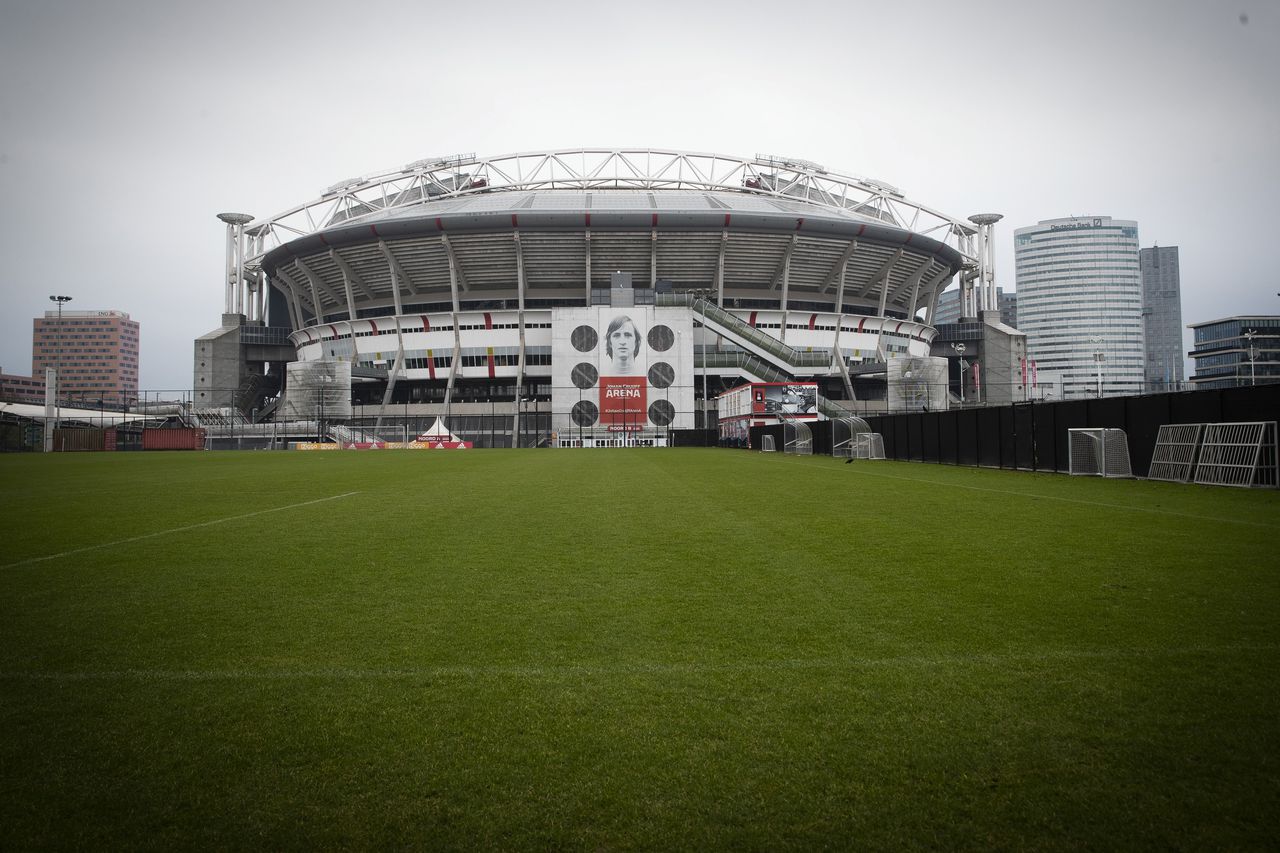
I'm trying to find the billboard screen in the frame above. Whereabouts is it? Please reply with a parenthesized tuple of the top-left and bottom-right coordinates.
(753, 383, 818, 418)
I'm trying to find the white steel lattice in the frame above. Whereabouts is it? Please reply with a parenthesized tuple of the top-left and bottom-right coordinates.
(1193, 422, 1278, 488)
(1147, 424, 1204, 483)
(1068, 428, 1132, 478)
(241, 149, 981, 270)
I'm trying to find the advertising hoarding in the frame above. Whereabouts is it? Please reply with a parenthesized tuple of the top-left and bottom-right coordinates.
(551, 306, 695, 434)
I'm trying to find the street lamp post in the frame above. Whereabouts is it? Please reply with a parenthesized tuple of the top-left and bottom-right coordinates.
(48, 295, 72, 450)
(1245, 329, 1257, 386)
(701, 291, 710, 435)
(951, 342, 966, 404)
(1090, 336, 1105, 398)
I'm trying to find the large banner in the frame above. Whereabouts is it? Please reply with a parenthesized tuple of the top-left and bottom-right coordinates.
(753, 383, 818, 417)
(551, 306, 695, 433)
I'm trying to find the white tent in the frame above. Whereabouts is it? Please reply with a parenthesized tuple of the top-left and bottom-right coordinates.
(414, 418, 462, 443)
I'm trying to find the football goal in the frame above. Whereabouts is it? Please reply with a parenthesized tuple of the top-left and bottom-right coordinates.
(1068, 428, 1132, 478)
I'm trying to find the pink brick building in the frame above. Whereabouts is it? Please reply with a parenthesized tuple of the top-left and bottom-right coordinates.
(32, 310, 140, 405)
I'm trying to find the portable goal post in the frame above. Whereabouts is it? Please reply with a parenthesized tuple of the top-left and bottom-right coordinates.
(1068, 428, 1132, 478)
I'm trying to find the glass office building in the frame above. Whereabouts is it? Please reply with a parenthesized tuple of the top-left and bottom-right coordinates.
(1014, 216, 1144, 398)
(1139, 245, 1185, 392)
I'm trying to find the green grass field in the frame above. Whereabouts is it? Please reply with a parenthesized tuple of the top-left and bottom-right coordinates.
(1, 449, 1278, 850)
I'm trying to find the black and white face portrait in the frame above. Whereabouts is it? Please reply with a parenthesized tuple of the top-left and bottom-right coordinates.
(603, 315, 643, 375)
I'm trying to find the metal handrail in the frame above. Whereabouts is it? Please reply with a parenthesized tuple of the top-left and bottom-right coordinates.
(658, 293, 831, 373)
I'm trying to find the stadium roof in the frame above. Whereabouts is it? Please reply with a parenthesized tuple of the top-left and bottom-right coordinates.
(245, 150, 981, 322)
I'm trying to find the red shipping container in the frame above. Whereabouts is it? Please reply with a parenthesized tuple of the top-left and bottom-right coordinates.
(142, 427, 207, 451)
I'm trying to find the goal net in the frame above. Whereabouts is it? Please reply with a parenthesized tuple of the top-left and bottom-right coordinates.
(851, 433, 885, 459)
(1068, 428, 1132, 477)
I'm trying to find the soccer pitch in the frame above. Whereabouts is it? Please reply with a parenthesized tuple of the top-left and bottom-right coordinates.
(1, 449, 1277, 850)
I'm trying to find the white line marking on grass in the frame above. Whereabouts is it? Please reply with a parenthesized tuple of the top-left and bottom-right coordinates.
(1, 492, 361, 569)
(3, 644, 1275, 683)
(780, 458, 1280, 528)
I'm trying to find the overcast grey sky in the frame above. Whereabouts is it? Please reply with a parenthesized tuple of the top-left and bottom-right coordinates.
(1, 0, 1277, 390)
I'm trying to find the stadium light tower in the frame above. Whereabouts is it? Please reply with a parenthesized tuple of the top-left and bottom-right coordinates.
(968, 213, 1003, 313)
(48, 294, 72, 448)
(1245, 328, 1257, 386)
(217, 212, 255, 316)
(1090, 336, 1105, 398)
(951, 342, 966, 403)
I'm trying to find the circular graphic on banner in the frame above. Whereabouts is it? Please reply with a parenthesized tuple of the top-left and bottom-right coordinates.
(648, 399, 675, 426)
(571, 325, 598, 352)
(647, 362, 675, 389)
(571, 362, 599, 390)
(571, 400, 599, 427)
(647, 324, 675, 352)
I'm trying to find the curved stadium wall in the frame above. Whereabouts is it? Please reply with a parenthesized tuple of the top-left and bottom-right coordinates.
(203, 150, 974, 443)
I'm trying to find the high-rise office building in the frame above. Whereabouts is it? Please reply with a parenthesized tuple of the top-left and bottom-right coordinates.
(32, 309, 140, 405)
(1139, 245, 1184, 391)
(1013, 216, 1144, 398)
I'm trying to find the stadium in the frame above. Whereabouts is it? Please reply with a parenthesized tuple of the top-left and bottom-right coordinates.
(196, 149, 1007, 446)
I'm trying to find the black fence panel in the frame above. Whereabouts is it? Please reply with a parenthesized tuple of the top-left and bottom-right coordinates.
(906, 415, 925, 461)
(1171, 390, 1220, 425)
(976, 407, 1003, 467)
(838, 386, 1272, 474)
(1011, 404, 1035, 470)
(673, 429, 717, 447)
(1087, 397, 1129, 428)
(1051, 401, 1090, 472)
(1032, 401, 1057, 472)
(893, 416, 910, 460)
(956, 410, 979, 466)
(810, 420, 834, 456)
(1222, 384, 1280, 422)
(1124, 396, 1169, 478)
(937, 411, 959, 465)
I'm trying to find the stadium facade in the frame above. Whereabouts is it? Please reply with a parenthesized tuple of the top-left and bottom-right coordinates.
(196, 149, 1016, 445)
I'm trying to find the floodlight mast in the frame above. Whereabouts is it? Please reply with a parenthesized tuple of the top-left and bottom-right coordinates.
(1091, 336, 1105, 398)
(46, 295, 72, 451)
(1245, 329, 1257, 386)
(968, 213, 1003, 314)
(217, 212, 255, 317)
